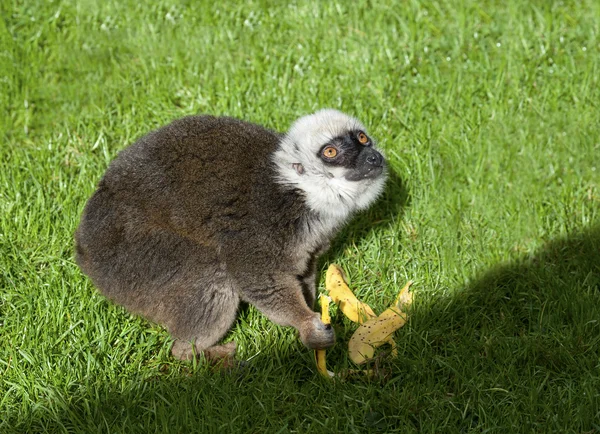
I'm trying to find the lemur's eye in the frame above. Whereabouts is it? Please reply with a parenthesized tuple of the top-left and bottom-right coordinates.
(323, 147, 338, 158)
(357, 132, 369, 144)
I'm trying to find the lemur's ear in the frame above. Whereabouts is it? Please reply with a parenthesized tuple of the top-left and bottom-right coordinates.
(292, 163, 305, 175)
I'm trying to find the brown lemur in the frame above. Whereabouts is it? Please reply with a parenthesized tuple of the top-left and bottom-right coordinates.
(75, 109, 387, 361)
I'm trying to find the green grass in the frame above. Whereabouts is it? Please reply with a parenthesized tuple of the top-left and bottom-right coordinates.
(1, 0, 599, 432)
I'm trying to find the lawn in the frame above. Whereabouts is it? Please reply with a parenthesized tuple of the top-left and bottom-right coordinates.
(1, 0, 599, 432)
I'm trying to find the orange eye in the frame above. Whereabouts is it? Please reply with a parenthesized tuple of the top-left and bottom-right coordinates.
(357, 132, 369, 144)
(323, 147, 338, 158)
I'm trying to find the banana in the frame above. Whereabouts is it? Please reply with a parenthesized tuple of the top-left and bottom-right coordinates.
(325, 264, 376, 324)
(314, 294, 335, 378)
(348, 280, 413, 365)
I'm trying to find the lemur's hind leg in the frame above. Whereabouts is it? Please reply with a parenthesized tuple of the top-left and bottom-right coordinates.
(169, 281, 240, 365)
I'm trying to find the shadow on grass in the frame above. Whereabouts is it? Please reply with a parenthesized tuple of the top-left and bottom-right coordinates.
(421, 224, 600, 366)
(5, 220, 599, 432)
(399, 224, 600, 431)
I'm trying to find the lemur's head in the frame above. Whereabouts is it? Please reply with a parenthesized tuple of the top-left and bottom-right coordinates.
(273, 109, 387, 222)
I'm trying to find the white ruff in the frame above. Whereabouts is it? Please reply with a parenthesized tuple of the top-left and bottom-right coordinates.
(272, 109, 387, 237)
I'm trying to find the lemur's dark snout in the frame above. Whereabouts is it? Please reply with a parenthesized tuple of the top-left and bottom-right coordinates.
(365, 151, 383, 167)
(361, 148, 384, 170)
(345, 148, 385, 181)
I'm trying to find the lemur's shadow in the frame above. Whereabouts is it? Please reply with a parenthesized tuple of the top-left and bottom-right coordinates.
(323, 167, 409, 262)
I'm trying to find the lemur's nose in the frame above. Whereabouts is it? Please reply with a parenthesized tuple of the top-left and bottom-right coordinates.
(365, 151, 383, 166)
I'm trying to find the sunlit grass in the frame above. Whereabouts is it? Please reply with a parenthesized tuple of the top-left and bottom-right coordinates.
(1, 0, 599, 432)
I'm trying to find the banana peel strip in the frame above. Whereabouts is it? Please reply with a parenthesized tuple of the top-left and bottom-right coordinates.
(324, 264, 376, 324)
(348, 280, 414, 365)
(314, 294, 335, 378)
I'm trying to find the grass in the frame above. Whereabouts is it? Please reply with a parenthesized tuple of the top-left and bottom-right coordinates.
(1, 0, 599, 432)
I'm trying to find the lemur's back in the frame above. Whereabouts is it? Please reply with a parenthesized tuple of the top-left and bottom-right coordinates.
(74, 115, 284, 304)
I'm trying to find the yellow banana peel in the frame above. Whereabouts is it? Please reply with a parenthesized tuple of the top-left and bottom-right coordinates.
(314, 294, 335, 378)
(325, 264, 376, 324)
(348, 280, 413, 365)
(314, 264, 415, 375)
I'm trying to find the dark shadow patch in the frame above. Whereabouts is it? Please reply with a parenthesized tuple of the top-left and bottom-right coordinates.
(5, 228, 599, 433)
(385, 225, 600, 432)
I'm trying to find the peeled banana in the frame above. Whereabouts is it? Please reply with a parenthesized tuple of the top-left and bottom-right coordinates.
(314, 294, 335, 378)
(348, 280, 413, 365)
(324, 264, 376, 324)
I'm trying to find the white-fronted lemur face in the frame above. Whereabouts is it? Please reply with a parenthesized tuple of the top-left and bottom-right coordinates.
(273, 109, 387, 220)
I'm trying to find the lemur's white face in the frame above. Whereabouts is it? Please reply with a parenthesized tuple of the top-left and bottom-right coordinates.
(273, 109, 387, 224)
